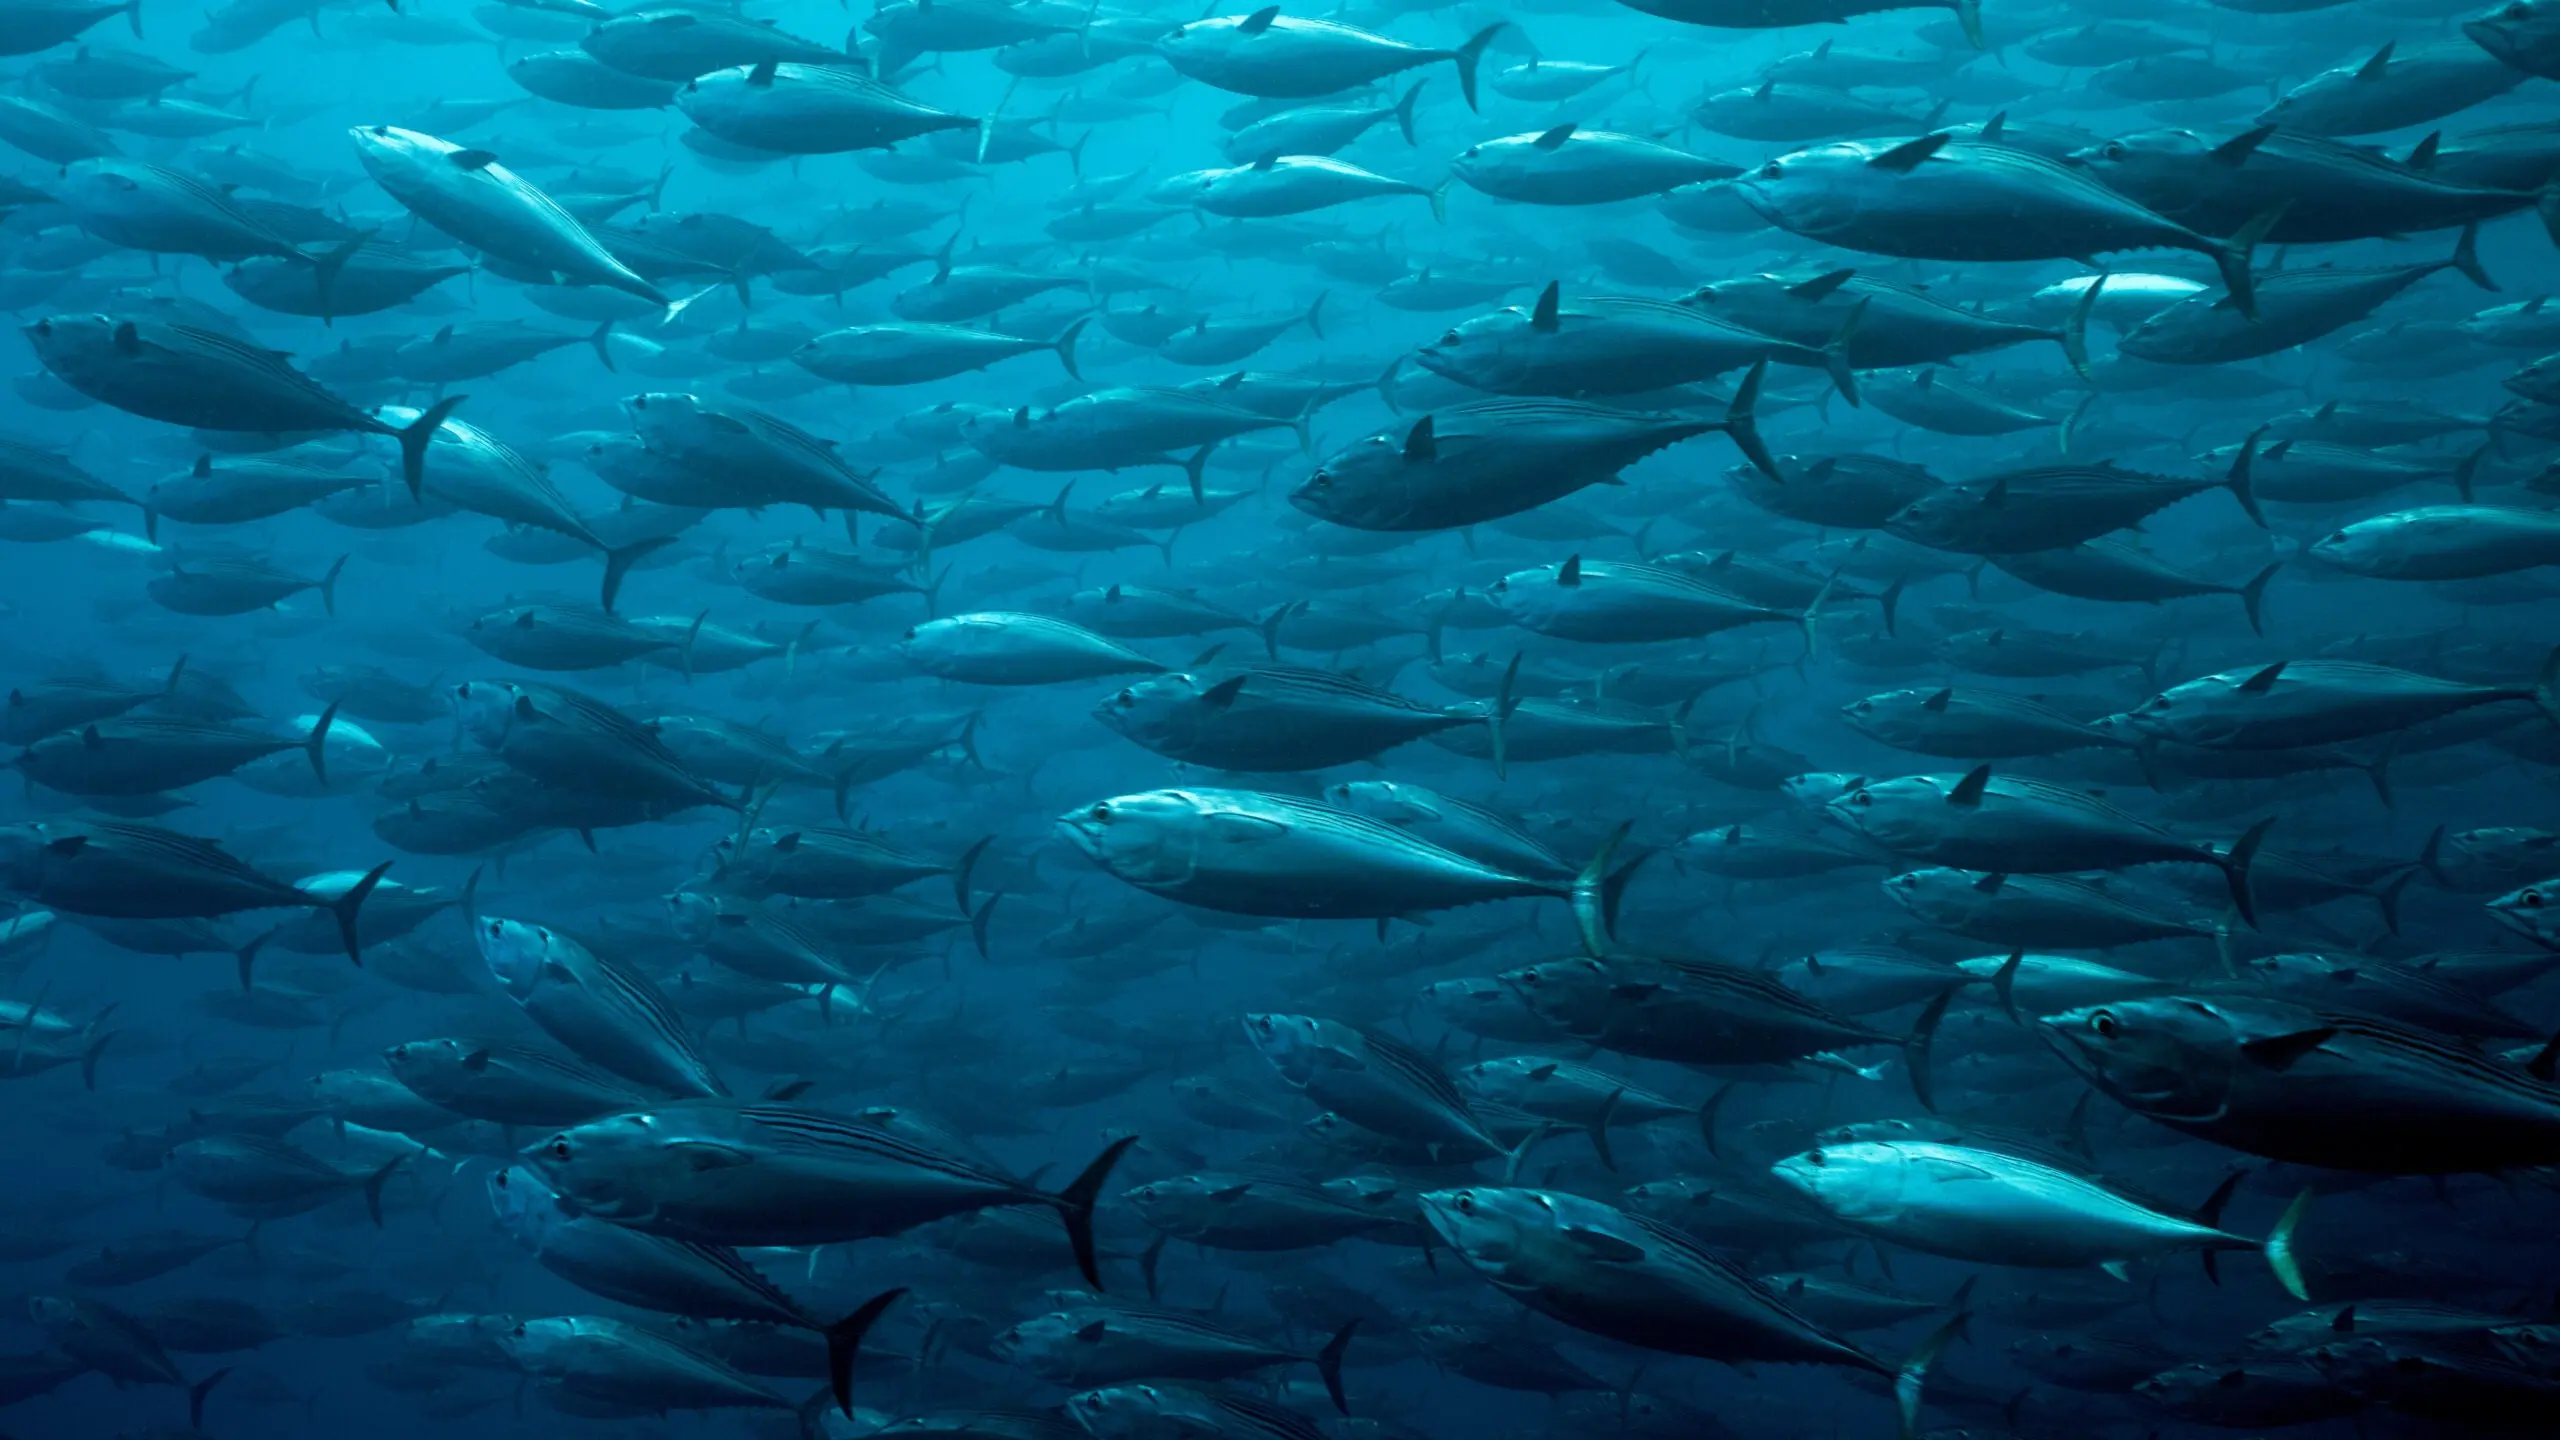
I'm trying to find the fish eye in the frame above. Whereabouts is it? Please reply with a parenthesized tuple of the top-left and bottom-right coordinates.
(549, 1137, 571, 1157)
(1114, 689, 1133, 706)
(1091, 803, 1111, 821)
(2102, 142, 2126, 161)
(1759, 161, 1782, 180)
(1805, 1148, 1826, 1166)
(1462, 146, 1479, 159)
(486, 921, 502, 937)
(902, 627, 917, 640)
(2525, 890, 2547, 909)
(1453, 1193, 1475, 1213)
(1851, 791, 1873, 806)
(1309, 473, 1331, 489)
(1437, 330, 1461, 346)
(2090, 1011, 2119, 1038)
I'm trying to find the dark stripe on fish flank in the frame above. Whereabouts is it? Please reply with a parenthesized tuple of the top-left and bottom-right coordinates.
(1232, 667, 1440, 712)
(2318, 1013, 2560, 1102)
(738, 1107, 1016, 1181)
(79, 823, 302, 894)
(580, 950, 710, 1076)
(1251, 793, 1535, 875)
(1355, 1026, 1478, 1115)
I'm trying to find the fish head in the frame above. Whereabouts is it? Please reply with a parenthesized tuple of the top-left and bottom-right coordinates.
(1241, 1012, 1358, 1086)
(1065, 1384, 1180, 1439)
(1777, 771, 1863, 812)
(1090, 673, 1199, 745)
(473, 916, 569, 999)
(1726, 143, 1868, 232)
(1290, 426, 1429, 529)
(2037, 996, 2240, 1121)
(1879, 489, 1960, 545)
(1328, 779, 1440, 825)
(51, 159, 147, 222)
(346, 124, 443, 186)
(662, 888, 724, 944)
(448, 678, 526, 751)
(2302, 518, 2387, 575)
(0, 822, 55, 891)
(407, 1312, 518, 1365)
(381, 1037, 466, 1085)
(987, 1310, 1086, 1368)
(484, 1163, 571, 1251)
(1419, 976, 1524, 1030)
(22, 314, 123, 375)
(1823, 774, 1947, 850)
(1877, 867, 1978, 924)
(1419, 1185, 1631, 1284)
(1836, 689, 1922, 743)
(2487, 877, 2560, 947)
(2466, 2, 2560, 70)
(1412, 308, 1534, 391)
(523, 1110, 707, 1225)
(1145, 167, 1221, 207)
(497, 1315, 580, 1370)
(24, 1295, 81, 1336)
(619, 391, 709, 449)
(1053, 789, 1207, 885)
(1497, 956, 1613, 1030)
(2061, 128, 2211, 205)
(1767, 1140, 1908, 1221)
(2115, 675, 2241, 746)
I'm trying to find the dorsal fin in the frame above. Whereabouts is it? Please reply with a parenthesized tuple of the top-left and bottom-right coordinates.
(1788, 268, 1855, 302)
(1532, 122, 1577, 151)
(1238, 4, 1280, 34)
(2209, 125, 2275, 166)
(1867, 132, 1949, 173)
(1531, 280, 1559, 332)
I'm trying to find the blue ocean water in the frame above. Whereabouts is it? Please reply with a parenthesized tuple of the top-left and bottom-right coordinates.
(2, 1, 2558, 1438)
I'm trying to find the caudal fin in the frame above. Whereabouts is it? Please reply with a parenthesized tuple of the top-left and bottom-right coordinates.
(1895, 1313, 1969, 1440)
(1569, 821, 1642, 957)
(392, 395, 466, 500)
(598, 535, 675, 614)
(2225, 427, 2266, 528)
(2236, 562, 2279, 637)
(1315, 1318, 1359, 1415)
(823, 1287, 908, 1419)
(189, 1366, 231, 1431)
(1052, 316, 1087, 380)
(2449, 221, 2497, 293)
(2213, 205, 2289, 322)
(317, 554, 346, 618)
(1721, 358, 1778, 481)
(2060, 273, 2100, 380)
(1906, 985, 1956, 1112)
(2222, 817, 2275, 929)
(360, 1152, 406, 1227)
(1049, 1134, 1140, 1289)
(1451, 23, 1506, 111)
(303, 700, 339, 783)
(2264, 1187, 2313, 1301)
(323, 859, 395, 965)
